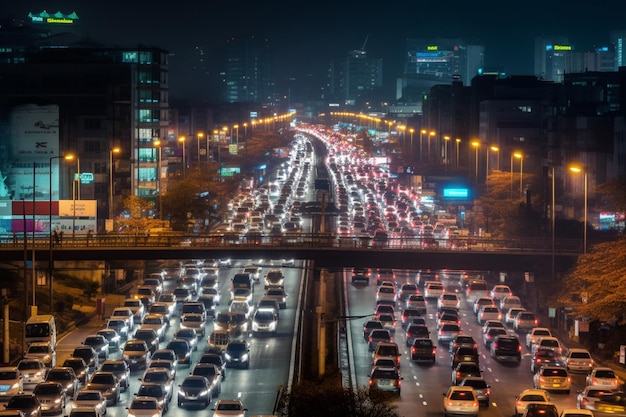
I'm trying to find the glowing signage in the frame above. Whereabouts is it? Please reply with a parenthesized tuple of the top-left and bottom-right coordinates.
(427, 45, 438, 51)
(28, 11, 79, 25)
(553, 45, 572, 51)
(443, 188, 469, 198)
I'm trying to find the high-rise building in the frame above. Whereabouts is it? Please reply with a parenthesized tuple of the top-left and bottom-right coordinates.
(220, 36, 274, 105)
(611, 31, 626, 70)
(534, 36, 573, 82)
(328, 46, 383, 107)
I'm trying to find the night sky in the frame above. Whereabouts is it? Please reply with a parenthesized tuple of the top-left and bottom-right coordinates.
(3, 1, 626, 101)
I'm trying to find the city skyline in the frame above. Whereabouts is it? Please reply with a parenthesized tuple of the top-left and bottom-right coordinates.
(3, 0, 626, 102)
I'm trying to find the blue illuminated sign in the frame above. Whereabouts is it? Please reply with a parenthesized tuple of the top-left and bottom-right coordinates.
(443, 188, 469, 198)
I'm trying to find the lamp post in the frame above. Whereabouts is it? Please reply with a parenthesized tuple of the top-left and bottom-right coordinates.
(419, 129, 426, 163)
(428, 131, 436, 163)
(443, 135, 451, 167)
(511, 152, 523, 198)
(234, 124, 239, 148)
(455, 138, 461, 170)
(550, 165, 556, 280)
(243, 122, 248, 140)
(153, 140, 162, 220)
(486, 145, 499, 177)
(178, 136, 186, 176)
(109, 147, 121, 220)
(409, 128, 414, 162)
(471, 140, 480, 182)
(569, 165, 588, 254)
(197, 132, 204, 163)
(65, 155, 80, 242)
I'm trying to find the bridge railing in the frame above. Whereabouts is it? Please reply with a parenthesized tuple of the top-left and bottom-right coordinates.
(0, 232, 584, 254)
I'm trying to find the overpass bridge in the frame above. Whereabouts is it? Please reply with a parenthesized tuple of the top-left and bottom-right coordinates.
(0, 233, 581, 275)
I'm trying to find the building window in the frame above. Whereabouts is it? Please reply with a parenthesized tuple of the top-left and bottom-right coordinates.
(139, 51, 153, 64)
(84, 141, 101, 153)
(138, 167, 157, 182)
(122, 51, 138, 63)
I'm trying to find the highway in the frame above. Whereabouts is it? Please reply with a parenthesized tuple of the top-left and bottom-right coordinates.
(345, 268, 589, 417)
(53, 260, 305, 417)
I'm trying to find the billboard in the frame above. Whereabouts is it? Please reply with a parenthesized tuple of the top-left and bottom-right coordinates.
(0, 104, 60, 201)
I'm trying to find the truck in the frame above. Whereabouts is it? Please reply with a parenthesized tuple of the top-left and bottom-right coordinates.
(24, 314, 57, 347)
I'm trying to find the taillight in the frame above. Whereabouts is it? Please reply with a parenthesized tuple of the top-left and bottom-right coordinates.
(432, 348, 437, 355)
(581, 398, 589, 406)
(493, 343, 498, 349)
(539, 376, 546, 384)
(485, 388, 490, 396)
(369, 379, 374, 386)
(411, 347, 416, 354)
(591, 378, 598, 385)
(369, 337, 373, 342)
(456, 371, 461, 378)
(518, 345, 522, 352)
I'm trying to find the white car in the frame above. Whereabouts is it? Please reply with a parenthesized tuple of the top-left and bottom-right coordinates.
(443, 386, 479, 417)
(490, 285, 512, 301)
(526, 327, 553, 348)
(514, 388, 551, 416)
(424, 282, 444, 299)
(212, 399, 247, 417)
(438, 293, 460, 310)
(376, 285, 396, 304)
(0, 367, 23, 399)
(586, 367, 620, 388)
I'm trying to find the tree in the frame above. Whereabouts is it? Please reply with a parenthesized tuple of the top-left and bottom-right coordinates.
(116, 196, 161, 233)
(557, 235, 626, 324)
(161, 170, 211, 232)
(596, 180, 626, 213)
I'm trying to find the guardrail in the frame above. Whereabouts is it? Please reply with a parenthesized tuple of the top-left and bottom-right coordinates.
(0, 232, 585, 254)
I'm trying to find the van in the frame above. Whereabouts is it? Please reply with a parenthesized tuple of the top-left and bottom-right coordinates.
(24, 315, 56, 347)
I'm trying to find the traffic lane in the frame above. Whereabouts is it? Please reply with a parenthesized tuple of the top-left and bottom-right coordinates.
(346, 271, 584, 417)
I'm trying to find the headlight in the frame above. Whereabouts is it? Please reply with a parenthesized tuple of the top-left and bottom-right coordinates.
(241, 354, 249, 361)
(224, 353, 232, 360)
(199, 390, 209, 396)
(11, 383, 19, 389)
(54, 398, 61, 404)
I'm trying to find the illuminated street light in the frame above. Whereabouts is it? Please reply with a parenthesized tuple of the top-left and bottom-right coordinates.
(420, 129, 427, 163)
(197, 132, 204, 163)
(428, 131, 436, 163)
(153, 140, 162, 220)
(511, 152, 523, 198)
(109, 147, 121, 220)
(569, 165, 588, 254)
(455, 138, 461, 170)
(443, 135, 451, 167)
(178, 136, 186, 176)
(471, 140, 480, 182)
(409, 128, 415, 162)
(486, 145, 500, 177)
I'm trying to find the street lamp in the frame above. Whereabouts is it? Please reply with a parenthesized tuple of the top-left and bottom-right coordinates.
(409, 128, 414, 162)
(486, 145, 500, 177)
(443, 136, 451, 166)
(428, 131, 436, 163)
(109, 147, 121, 220)
(569, 165, 588, 254)
(419, 129, 426, 163)
(471, 140, 480, 182)
(153, 140, 162, 220)
(243, 122, 248, 140)
(511, 152, 523, 198)
(178, 136, 186, 176)
(455, 138, 461, 170)
(234, 124, 239, 148)
(197, 132, 204, 163)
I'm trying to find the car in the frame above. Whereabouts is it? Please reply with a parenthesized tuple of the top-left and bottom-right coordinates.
(363, 320, 384, 340)
(177, 375, 212, 408)
(165, 339, 192, 366)
(443, 385, 479, 417)
(397, 283, 418, 301)
(490, 284, 512, 301)
(44, 367, 78, 398)
(139, 368, 174, 401)
(438, 311, 460, 330)
(181, 301, 208, 322)
(410, 338, 436, 363)
(72, 389, 107, 415)
(438, 293, 460, 310)
(32, 381, 66, 415)
(505, 308, 527, 326)
(532, 348, 564, 373)
(96, 329, 121, 351)
(438, 323, 461, 344)
(477, 306, 502, 325)
(405, 294, 427, 314)
(257, 297, 280, 318)
(424, 282, 444, 299)
(252, 308, 278, 336)
(67, 407, 103, 417)
(373, 342, 401, 368)
(452, 362, 482, 385)
(533, 365, 571, 393)
(490, 334, 522, 362)
(157, 292, 178, 312)
(224, 340, 250, 369)
(98, 360, 130, 392)
(261, 287, 287, 310)
(473, 297, 496, 315)
(207, 329, 231, 353)
(71, 346, 98, 371)
(140, 314, 168, 341)
(482, 320, 506, 334)
(377, 313, 396, 333)
(582, 392, 626, 417)
(84, 371, 120, 406)
(122, 298, 145, 324)
(82, 335, 109, 360)
(231, 288, 253, 305)
(178, 276, 199, 295)
(368, 329, 392, 351)
(179, 313, 206, 337)
(135, 286, 157, 307)
(198, 353, 227, 381)
(212, 399, 247, 417)
(368, 366, 402, 396)
(405, 324, 430, 347)
(523, 403, 559, 417)
(173, 328, 199, 351)
(559, 409, 595, 417)
(500, 295, 523, 312)
(264, 270, 285, 288)
(5, 393, 42, 417)
(136, 383, 170, 413)
(242, 265, 261, 282)
(0, 367, 23, 400)
(376, 268, 395, 286)
(121, 339, 151, 370)
(483, 327, 507, 348)
(374, 304, 395, 320)
(126, 396, 163, 417)
(17, 359, 48, 391)
(110, 308, 134, 333)
(105, 318, 129, 340)
(577, 386, 618, 409)
(24, 342, 56, 368)
(198, 288, 219, 314)
(449, 335, 478, 354)
(563, 348, 594, 373)
(465, 279, 490, 301)
(533, 337, 565, 356)
(459, 376, 491, 407)
(190, 363, 222, 395)
(172, 287, 192, 304)
(228, 301, 252, 320)
(132, 328, 159, 354)
(527, 327, 553, 349)
(451, 346, 480, 368)
(146, 359, 177, 382)
(142, 278, 163, 298)
(514, 389, 551, 416)
(586, 367, 620, 389)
